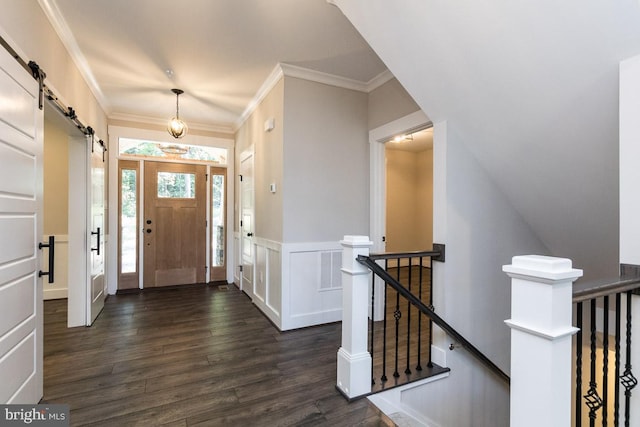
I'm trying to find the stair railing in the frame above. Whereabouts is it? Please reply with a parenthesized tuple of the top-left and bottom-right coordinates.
(359, 253, 510, 388)
(571, 264, 640, 426)
(504, 256, 640, 427)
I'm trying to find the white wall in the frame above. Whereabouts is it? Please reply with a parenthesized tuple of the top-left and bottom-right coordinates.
(332, 0, 640, 283)
(368, 78, 420, 130)
(426, 122, 549, 426)
(620, 54, 640, 265)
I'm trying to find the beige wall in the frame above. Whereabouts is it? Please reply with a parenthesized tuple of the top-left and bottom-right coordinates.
(385, 147, 433, 252)
(283, 76, 369, 242)
(235, 79, 285, 241)
(43, 117, 69, 235)
(368, 78, 421, 130)
(0, 1, 108, 137)
(417, 148, 433, 249)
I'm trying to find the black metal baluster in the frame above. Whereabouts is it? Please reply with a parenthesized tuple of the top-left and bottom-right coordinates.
(428, 256, 434, 368)
(576, 301, 583, 427)
(381, 259, 388, 383)
(416, 256, 423, 371)
(370, 272, 376, 386)
(602, 295, 609, 426)
(394, 259, 401, 378)
(615, 293, 621, 427)
(584, 299, 603, 425)
(405, 257, 412, 375)
(622, 291, 637, 427)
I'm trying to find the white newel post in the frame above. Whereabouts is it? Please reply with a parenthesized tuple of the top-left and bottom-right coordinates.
(503, 255, 583, 427)
(337, 235, 373, 399)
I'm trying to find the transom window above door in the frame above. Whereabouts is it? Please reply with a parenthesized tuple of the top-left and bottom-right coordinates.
(119, 138, 227, 164)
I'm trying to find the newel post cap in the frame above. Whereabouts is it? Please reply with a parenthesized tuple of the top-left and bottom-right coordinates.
(341, 235, 373, 247)
(503, 255, 583, 282)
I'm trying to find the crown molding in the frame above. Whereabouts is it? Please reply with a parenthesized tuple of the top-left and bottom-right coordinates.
(235, 63, 393, 131)
(366, 69, 394, 91)
(38, 0, 110, 114)
(109, 112, 234, 134)
(235, 63, 285, 130)
(281, 64, 393, 93)
(280, 63, 372, 92)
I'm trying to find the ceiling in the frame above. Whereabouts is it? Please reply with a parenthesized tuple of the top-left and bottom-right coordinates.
(334, 0, 640, 281)
(42, 0, 388, 130)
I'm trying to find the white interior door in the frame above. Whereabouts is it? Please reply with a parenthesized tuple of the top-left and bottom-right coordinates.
(0, 48, 44, 403)
(239, 153, 254, 296)
(87, 138, 106, 325)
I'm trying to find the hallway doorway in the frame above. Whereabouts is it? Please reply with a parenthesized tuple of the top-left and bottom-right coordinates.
(369, 110, 433, 254)
(43, 105, 107, 328)
(111, 130, 234, 292)
(385, 127, 433, 256)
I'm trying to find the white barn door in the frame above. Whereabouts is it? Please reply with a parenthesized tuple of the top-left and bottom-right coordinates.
(88, 138, 105, 324)
(0, 48, 44, 403)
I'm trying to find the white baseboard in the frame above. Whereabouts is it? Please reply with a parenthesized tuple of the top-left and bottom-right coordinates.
(44, 288, 67, 300)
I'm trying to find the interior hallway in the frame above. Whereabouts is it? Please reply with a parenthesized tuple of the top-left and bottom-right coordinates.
(42, 284, 393, 426)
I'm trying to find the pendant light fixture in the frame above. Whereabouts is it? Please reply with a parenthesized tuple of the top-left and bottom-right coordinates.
(167, 88, 188, 138)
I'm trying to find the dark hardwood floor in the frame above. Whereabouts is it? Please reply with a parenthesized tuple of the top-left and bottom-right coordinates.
(43, 284, 395, 426)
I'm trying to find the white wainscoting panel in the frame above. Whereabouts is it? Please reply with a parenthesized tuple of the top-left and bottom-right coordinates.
(42, 235, 68, 300)
(242, 239, 343, 331)
(281, 241, 343, 331)
(251, 238, 282, 328)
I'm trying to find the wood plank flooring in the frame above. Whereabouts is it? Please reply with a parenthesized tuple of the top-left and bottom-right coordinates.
(42, 284, 395, 426)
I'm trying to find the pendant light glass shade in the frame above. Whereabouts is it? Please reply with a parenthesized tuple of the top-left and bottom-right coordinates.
(167, 89, 188, 138)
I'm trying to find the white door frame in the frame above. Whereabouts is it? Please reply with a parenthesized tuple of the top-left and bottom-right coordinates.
(238, 149, 255, 296)
(369, 110, 431, 320)
(67, 134, 89, 327)
(369, 110, 431, 253)
(107, 125, 235, 294)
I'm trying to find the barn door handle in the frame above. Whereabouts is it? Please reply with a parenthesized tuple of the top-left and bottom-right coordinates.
(38, 235, 55, 284)
(91, 227, 101, 256)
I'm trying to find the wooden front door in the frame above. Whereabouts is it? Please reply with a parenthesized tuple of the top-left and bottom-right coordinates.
(143, 161, 206, 287)
(0, 45, 44, 403)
